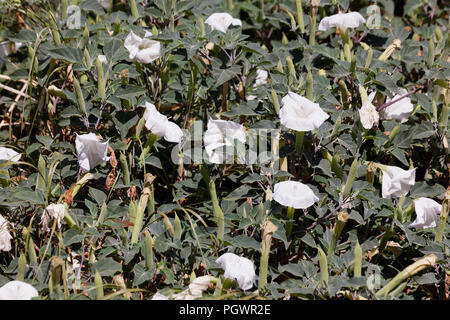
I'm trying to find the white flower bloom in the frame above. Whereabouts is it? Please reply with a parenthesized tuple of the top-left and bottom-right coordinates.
(410, 197, 442, 229)
(280, 92, 329, 132)
(273, 181, 319, 209)
(75, 133, 110, 172)
(204, 119, 246, 164)
(143, 102, 183, 143)
(359, 91, 379, 129)
(381, 165, 416, 199)
(0, 147, 21, 163)
(41, 203, 66, 231)
(318, 12, 366, 31)
(98, 0, 111, 10)
(152, 292, 169, 300)
(381, 89, 414, 123)
(0, 215, 12, 252)
(254, 69, 268, 87)
(152, 275, 211, 300)
(216, 253, 255, 291)
(0, 281, 38, 300)
(98, 55, 107, 64)
(124, 31, 161, 64)
(205, 13, 242, 33)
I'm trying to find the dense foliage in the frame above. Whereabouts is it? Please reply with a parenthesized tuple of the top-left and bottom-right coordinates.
(0, 0, 448, 300)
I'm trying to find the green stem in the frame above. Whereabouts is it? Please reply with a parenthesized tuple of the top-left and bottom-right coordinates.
(295, 0, 304, 33)
(286, 206, 295, 238)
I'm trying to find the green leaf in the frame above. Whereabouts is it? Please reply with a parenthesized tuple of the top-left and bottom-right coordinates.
(92, 257, 122, 277)
(114, 86, 147, 99)
(48, 47, 83, 64)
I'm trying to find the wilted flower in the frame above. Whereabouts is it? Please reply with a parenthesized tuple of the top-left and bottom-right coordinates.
(124, 31, 161, 64)
(0, 281, 38, 300)
(204, 119, 246, 164)
(254, 69, 268, 87)
(410, 197, 442, 229)
(205, 13, 242, 33)
(143, 102, 183, 143)
(381, 165, 416, 199)
(318, 12, 366, 31)
(216, 252, 255, 291)
(0, 214, 12, 252)
(280, 92, 329, 132)
(75, 133, 110, 172)
(0, 147, 21, 163)
(41, 203, 67, 232)
(381, 89, 414, 123)
(359, 92, 379, 129)
(273, 181, 319, 209)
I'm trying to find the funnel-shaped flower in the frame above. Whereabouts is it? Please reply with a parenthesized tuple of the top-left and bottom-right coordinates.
(381, 165, 416, 198)
(41, 203, 67, 232)
(410, 197, 442, 229)
(254, 69, 268, 87)
(75, 133, 110, 172)
(273, 181, 319, 209)
(359, 91, 379, 129)
(0, 281, 38, 300)
(0, 147, 21, 163)
(124, 31, 160, 64)
(205, 13, 242, 33)
(280, 92, 329, 132)
(0, 214, 12, 252)
(216, 253, 255, 291)
(318, 12, 366, 31)
(381, 89, 414, 123)
(143, 102, 183, 143)
(204, 119, 246, 164)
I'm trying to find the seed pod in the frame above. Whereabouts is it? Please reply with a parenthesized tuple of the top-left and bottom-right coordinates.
(84, 48, 91, 69)
(286, 56, 297, 83)
(365, 47, 373, 69)
(49, 13, 61, 46)
(17, 253, 26, 281)
(434, 25, 443, 43)
(317, 247, 328, 287)
(343, 156, 358, 198)
(353, 241, 362, 277)
(174, 213, 182, 240)
(144, 231, 154, 270)
(282, 32, 289, 45)
(427, 38, 434, 68)
(306, 69, 313, 100)
(95, 270, 104, 299)
(120, 152, 130, 186)
(73, 77, 87, 117)
(95, 57, 105, 101)
(295, 0, 304, 33)
(277, 58, 284, 73)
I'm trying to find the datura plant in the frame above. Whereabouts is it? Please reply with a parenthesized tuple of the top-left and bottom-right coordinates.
(0, 0, 448, 301)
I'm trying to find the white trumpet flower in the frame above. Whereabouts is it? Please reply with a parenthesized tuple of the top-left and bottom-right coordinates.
(381, 165, 416, 199)
(0, 147, 21, 163)
(124, 31, 161, 64)
(0, 214, 12, 252)
(75, 133, 110, 172)
(359, 91, 379, 129)
(280, 92, 329, 132)
(143, 102, 184, 143)
(204, 119, 246, 164)
(216, 253, 255, 291)
(381, 89, 414, 123)
(41, 203, 67, 232)
(273, 181, 319, 209)
(254, 69, 268, 87)
(0, 281, 39, 300)
(205, 13, 242, 33)
(318, 12, 366, 31)
(410, 197, 442, 229)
